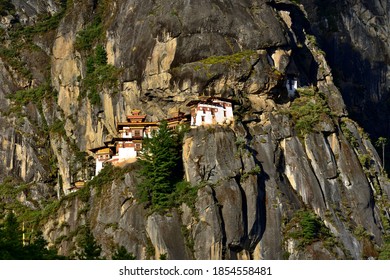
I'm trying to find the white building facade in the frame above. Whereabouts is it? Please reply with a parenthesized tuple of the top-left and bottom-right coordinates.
(188, 98, 234, 126)
(94, 148, 113, 175)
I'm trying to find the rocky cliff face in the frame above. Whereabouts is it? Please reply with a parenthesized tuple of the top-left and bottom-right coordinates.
(299, 0, 390, 162)
(0, 0, 389, 259)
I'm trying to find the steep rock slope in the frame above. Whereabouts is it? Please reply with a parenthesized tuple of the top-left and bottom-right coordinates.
(298, 0, 390, 163)
(0, 0, 389, 259)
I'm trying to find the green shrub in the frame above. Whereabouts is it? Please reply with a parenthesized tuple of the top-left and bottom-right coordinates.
(87, 164, 116, 190)
(40, 200, 61, 220)
(299, 211, 321, 242)
(285, 209, 331, 248)
(80, 47, 122, 106)
(75, 225, 102, 260)
(112, 246, 136, 260)
(8, 84, 51, 106)
(379, 236, 390, 260)
(340, 122, 359, 147)
(358, 154, 372, 170)
(49, 119, 66, 135)
(95, 44, 108, 66)
(0, 0, 15, 16)
(287, 87, 331, 137)
(75, 17, 103, 51)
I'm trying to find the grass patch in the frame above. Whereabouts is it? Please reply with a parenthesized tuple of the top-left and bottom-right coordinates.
(49, 119, 66, 136)
(198, 50, 257, 66)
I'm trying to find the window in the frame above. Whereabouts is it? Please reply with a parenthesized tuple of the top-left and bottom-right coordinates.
(201, 116, 205, 122)
(134, 130, 141, 137)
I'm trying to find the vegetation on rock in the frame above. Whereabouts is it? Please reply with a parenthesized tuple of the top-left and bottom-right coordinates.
(287, 87, 331, 137)
(284, 209, 334, 248)
(79, 45, 121, 105)
(198, 50, 257, 66)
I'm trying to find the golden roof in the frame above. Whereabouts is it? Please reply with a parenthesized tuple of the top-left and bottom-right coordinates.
(75, 181, 85, 187)
(96, 148, 112, 155)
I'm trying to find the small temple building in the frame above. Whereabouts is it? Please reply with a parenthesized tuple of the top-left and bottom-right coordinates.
(286, 75, 298, 98)
(69, 180, 86, 193)
(186, 97, 234, 126)
(285, 61, 300, 99)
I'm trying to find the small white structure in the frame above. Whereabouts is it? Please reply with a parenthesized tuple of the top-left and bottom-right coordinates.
(187, 98, 234, 126)
(93, 147, 113, 175)
(286, 76, 298, 98)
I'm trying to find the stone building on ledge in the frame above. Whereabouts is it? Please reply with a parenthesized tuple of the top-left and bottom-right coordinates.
(187, 97, 234, 126)
(89, 110, 189, 176)
(89, 98, 234, 177)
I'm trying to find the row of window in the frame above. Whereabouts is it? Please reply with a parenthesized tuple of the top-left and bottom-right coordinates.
(197, 109, 228, 117)
(124, 129, 142, 137)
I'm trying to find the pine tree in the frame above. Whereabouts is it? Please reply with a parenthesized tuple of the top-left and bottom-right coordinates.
(0, 212, 23, 259)
(76, 225, 102, 260)
(25, 231, 63, 260)
(112, 245, 136, 260)
(137, 121, 182, 210)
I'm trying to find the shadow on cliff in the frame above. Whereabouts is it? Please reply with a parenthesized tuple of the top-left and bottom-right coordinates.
(321, 37, 390, 173)
(238, 126, 268, 253)
(268, 1, 320, 86)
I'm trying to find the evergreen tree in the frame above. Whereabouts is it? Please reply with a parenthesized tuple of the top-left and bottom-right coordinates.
(0, 214, 63, 260)
(76, 225, 102, 260)
(25, 231, 63, 260)
(137, 121, 182, 210)
(0, 212, 23, 259)
(112, 245, 136, 260)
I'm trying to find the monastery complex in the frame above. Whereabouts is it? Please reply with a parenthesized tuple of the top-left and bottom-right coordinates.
(89, 97, 235, 177)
